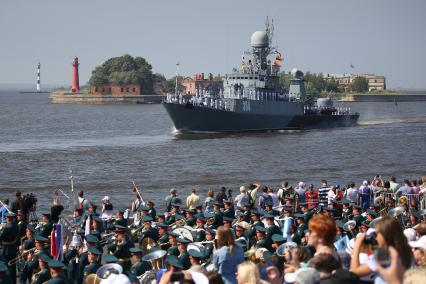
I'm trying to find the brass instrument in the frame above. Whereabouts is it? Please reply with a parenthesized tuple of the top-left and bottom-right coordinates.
(139, 250, 167, 283)
(8, 247, 37, 266)
(388, 206, 406, 228)
(141, 237, 158, 253)
(95, 263, 123, 280)
(275, 241, 298, 257)
(99, 233, 116, 246)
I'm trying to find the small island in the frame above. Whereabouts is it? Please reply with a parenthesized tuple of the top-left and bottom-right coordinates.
(50, 55, 166, 104)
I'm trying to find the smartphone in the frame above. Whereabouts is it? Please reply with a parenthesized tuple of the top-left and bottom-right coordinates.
(374, 248, 391, 268)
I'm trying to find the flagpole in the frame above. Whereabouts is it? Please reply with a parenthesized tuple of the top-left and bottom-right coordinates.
(175, 62, 180, 97)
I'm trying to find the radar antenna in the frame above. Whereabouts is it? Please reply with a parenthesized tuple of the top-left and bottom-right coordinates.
(265, 17, 274, 48)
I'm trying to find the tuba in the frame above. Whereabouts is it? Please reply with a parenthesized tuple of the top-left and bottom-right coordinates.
(139, 250, 167, 284)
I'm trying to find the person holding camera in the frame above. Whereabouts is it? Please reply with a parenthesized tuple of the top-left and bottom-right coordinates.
(350, 216, 413, 284)
(213, 226, 244, 284)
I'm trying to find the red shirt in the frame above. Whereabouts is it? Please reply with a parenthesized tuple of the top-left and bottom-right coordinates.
(305, 190, 319, 207)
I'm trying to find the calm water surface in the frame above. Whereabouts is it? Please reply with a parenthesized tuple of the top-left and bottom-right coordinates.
(0, 90, 425, 211)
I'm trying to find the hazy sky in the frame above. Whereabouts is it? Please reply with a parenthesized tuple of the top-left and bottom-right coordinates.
(1, 0, 425, 89)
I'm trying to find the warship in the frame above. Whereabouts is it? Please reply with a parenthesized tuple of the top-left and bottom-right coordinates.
(163, 20, 359, 133)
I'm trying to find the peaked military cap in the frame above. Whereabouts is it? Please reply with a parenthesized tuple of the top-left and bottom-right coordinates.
(129, 247, 143, 254)
(35, 235, 49, 242)
(263, 213, 275, 219)
(141, 216, 153, 222)
(255, 225, 267, 233)
(168, 232, 180, 238)
(157, 223, 169, 228)
(175, 214, 185, 220)
(265, 199, 274, 206)
(85, 234, 99, 243)
(41, 212, 51, 218)
(223, 199, 232, 204)
(88, 246, 102, 255)
(48, 260, 66, 269)
(271, 234, 286, 243)
(27, 224, 36, 232)
(223, 216, 234, 222)
(166, 255, 183, 269)
(103, 254, 118, 263)
(140, 205, 150, 211)
(171, 202, 181, 207)
(6, 212, 16, 217)
(250, 209, 263, 215)
(205, 228, 216, 234)
(188, 249, 203, 258)
(294, 213, 304, 218)
(38, 253, 51, 263)
(204, 212, 215, 219)
(176, 237, 190, 244)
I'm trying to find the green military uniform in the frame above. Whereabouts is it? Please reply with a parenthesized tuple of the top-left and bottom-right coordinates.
(130, 261, 150, 278)
(223, 207, 235, 219)
(39, 221, 53, 239)
(204, 242, 214, 260)
(138, 227, 159, 243)
(266, 224, 281, 238)
(0, 219, 18, 283)
(213, 210, 224, 227)
(45, 275, 68, 284)
(0, 261, 12, 284)
(167, 245, 179, 256)
(33, 268, 51, 284)
(293, 222, 307, 244)
(17, 219, 28, 239)
(255, 237, 273, 252)
(303, 211, 313, 225)
(113, 217, 127, 228)
(186, 216, 196, 227)
(247, 220, 264, 240)
(178, 251, 191, 270)
(77, 251, 89, 284)
(353, 214, 364, 227)
(158, 232, 170, 250)
(193, 229, 206, 242)
(83, 262, 101, 281)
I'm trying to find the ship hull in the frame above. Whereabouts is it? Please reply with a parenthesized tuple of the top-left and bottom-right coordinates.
(163, 103, 359, 133)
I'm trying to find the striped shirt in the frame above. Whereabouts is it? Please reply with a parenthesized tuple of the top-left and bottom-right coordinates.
(318, 186, 330, 206)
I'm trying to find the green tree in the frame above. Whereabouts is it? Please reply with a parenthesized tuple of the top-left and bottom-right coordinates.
(88, 54, 154, 94)
(350, 76, 369, 93)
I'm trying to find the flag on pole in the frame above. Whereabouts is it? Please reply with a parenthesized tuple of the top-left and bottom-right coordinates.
(51, 224, 64, 261)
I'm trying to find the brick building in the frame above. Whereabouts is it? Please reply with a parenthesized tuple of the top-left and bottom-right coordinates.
(180, 73, 223, 95)
(90, 84, 141, 96)
(324, 73, 386, 92)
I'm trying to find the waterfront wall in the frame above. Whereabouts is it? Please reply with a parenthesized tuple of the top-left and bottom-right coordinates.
(50, 92, 164, 104)
(340, 94, 426, 102)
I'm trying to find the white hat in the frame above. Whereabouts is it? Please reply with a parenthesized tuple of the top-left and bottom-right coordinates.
(240, 186, 246, 192)
(284, 267, 320, 284)
(298, 182, 305, 187)
(100, 274, 130, 284)
(236, 221, 251, 230)
(102, 196, 110, 201)
(188, 271, 209, 284)
(404, 228, 417, 242)
(409, 235, 426, 249)
(363, 180, 368, 186)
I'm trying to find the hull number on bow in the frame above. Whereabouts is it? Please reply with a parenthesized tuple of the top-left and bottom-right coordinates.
(243, 101, 251, 112)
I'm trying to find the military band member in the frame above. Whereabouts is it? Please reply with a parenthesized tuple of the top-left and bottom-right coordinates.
(83, 247, 102, 282)
(39, 213, 53, 239)
(246, 209, 264, 240)
(293, 213, 307, 244)
(0, 212, 18, 284)
(156, 213, 167, 225)
(146, 200, 156, 219)
(113, 209, 127, 228)
(45, 260, 67, 284)
(127, 247, 150, 283)
(271, 234, 286, 252)
(341, 201, 352, 220)
(193, 216, 206, 242)
(0, 261, 13, 284)
(31, 253, 51, 284)
(222, 217, 234, 230)
(299, 203, 313, 224)
(210, 202, 222, 228)
(78, 235, 100, 283)
(352, 205, 364, 227)
(222, 199, 235, 219)
(204, 213, 216, 230)
(264, 213, 281, 238)
(167, 232, 180, 257)
(188, 249, 203, 266)
(254, 226, 273, 252)
(108, 226, 132, 272)
(264, 200, 279, 216)
(138, 216, 159, 244)
(234, 221, 250, 250)
(242, 203, 253, 223)
(158, 223, 170, 250)
(166, 203, 181, 225)
(176, 238, 191, 270)
(16, 210, 28, 240)
(184, 209, 196, 227)
(204, 228, 215, 259)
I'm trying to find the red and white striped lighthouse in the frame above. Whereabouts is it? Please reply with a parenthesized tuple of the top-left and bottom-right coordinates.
(70, 56, 80, 93)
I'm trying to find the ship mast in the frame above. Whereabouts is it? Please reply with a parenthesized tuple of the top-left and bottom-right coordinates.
(175, 62, 180, 97)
